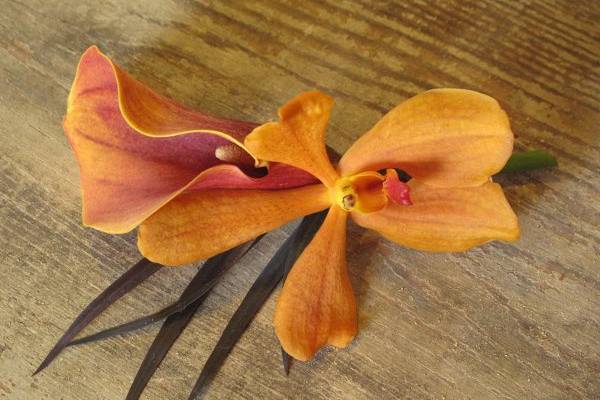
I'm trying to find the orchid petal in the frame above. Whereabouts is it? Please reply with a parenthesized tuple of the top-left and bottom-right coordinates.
(73, 47, 259, 152)
(137, 184, 331, 266)
(109, 58, 258, 153)
(352, 180, 519, 252)
(274, 206, 357, 361)
(244, 92, 339, 187)
(339, 89, 514, 187)
(64, 46, 315, 233)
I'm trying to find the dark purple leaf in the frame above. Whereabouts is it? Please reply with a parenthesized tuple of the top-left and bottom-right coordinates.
(34, 258, 161, 375)
(69, 236, 263, 346)
(125, 241, 255, 400)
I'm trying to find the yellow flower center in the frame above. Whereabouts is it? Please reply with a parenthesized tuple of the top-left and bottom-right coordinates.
(333, 171, 388, 213)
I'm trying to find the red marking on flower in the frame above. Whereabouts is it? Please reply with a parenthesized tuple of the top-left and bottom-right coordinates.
(383, 169, 412, 206)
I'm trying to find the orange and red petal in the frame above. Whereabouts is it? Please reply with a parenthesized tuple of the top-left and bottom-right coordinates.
(244, 92, 339, 187)
(274, 206, 357, 361)
(339, 89, 514, 187)
(71, 46, 259, 145)
(137, 184, 331, 266)
(352, 181, 520, 252)
(65, 46, 315, 233)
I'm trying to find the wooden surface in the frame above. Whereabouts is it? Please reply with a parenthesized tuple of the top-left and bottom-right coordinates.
(1, 1, 599, 399)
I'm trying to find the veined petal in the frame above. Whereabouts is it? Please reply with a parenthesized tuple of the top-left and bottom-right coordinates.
(352, 181, 519, 252)
(137, 184, 331, 266)
(64, 46, 315, 233)
(244, 92, 339, 187)
(339, 89, 514, 187)
(274, 206, 357, 361)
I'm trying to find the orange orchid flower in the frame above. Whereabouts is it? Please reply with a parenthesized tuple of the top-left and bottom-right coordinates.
(65, 47, 519, 363)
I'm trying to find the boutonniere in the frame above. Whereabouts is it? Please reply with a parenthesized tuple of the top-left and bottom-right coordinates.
(38, 46, 556, 399)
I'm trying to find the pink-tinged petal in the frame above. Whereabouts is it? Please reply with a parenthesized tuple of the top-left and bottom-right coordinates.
(109, 57, 258, 149)
(352, 180, 520, 252)
(186, 163, 317, 191)
(64, 46, 315, 234)
(339, 89, 514, 187)
(69, 47, 259, 147)
(274, 206, 357, 361)
(138, 184, 331, 266)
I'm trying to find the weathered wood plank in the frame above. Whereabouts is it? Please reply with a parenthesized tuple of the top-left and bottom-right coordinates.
(1, 0, 598, 399)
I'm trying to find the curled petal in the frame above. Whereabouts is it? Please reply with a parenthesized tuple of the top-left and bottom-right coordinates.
(244, 92, 339, 187)
(64, 46, 314, 233)
(137, 184, 331, 266)
(274, 206, 357, 361)
(339, 89, 514, 187)
(71, 47, 259, 151)
(352, 181, 519, 252)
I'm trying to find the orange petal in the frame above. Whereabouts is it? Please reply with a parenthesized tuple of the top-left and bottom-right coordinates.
(137, 184, 331, 266)
(274, 206, 357, 361)
(339, 89, 514, 187)
(64, 46, 315, 233)
(352, 181, 519, 252)
(244, 92, 339, 187)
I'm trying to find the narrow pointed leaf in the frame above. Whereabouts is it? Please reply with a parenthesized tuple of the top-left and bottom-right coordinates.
(281, 347, 292, 375)
(125, 295, 203, 400)
(279, 230, 297, 376)
(34, 258, 161, 375)
(68, 307, 175, 346)
(69, 237, 263, 346)
(188, 210, 328, 400)
(125, 242, 253, 400)
(499, 150, 558, 173)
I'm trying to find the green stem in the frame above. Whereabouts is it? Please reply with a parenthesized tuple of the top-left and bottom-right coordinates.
(499, 150, 557, 174)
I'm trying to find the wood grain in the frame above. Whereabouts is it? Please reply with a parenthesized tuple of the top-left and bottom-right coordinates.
(1, 0, 599, 399)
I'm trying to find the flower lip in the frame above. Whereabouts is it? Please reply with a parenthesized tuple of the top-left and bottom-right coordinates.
(333, 171, 387, 213)
(333, 170, 413, 213)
